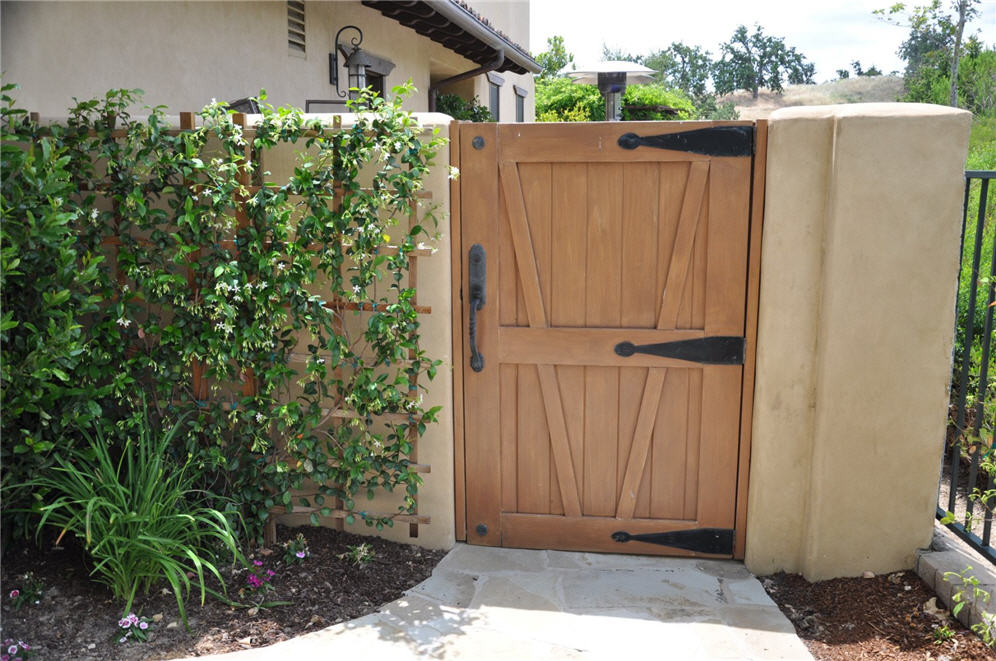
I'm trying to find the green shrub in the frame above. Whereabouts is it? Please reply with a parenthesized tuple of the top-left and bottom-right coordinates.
(905, 48, 996, 117)
(0, 84, 119, 532)
(535, 77, 605, 121)
(536, 77, 703, 122)
(621, 84, 695, 120)
(21, 407, 244, 624)
(435, 93, 493, 122)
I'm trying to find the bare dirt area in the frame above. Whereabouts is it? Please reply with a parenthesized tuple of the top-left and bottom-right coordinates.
(0, 525, 445, 660)
(721, 75, 905, 119)
(763, 570, 995, 660)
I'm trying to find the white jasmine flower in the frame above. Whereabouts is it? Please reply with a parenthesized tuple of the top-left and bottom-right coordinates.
(116, 317, 131, 328)
(255, 412, 265, 423)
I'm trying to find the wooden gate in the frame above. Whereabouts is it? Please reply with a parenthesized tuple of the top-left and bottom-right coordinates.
(451, 121, 766, 558)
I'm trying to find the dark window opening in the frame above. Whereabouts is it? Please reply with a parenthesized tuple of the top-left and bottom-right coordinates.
(489, 83, 500, 121)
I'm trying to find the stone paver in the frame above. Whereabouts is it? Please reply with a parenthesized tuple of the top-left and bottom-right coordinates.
(181, 544, 813, 661)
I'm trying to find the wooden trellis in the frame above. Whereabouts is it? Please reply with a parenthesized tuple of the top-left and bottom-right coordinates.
(75, 110, 433, 546)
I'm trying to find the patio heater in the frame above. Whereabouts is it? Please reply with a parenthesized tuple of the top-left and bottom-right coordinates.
(566, 61, 655, 121)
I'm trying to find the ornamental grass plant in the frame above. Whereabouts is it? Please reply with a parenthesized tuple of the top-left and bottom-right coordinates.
(20, 407, 245, 625)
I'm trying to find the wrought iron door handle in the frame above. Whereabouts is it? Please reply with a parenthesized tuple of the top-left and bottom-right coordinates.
(468, 244, 486, 372)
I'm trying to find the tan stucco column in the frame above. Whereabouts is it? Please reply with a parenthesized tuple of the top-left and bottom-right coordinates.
(745, 103, 972, 580)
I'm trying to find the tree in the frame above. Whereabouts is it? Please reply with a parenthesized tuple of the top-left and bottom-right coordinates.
(645, 42, 713, 99)
(875, 0, 980, 106)
(536, 35, 574, 79)
(712, 25, 815, 98)
(851, 60, 883, 76)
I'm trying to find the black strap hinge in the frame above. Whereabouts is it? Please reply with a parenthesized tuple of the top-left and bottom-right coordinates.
(612, 528, 734, 555)
(618, 126, 754, 157)
(615, 336, 744, 365)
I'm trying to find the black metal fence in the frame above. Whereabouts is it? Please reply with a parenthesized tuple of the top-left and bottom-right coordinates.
(938, 170, 996, 563)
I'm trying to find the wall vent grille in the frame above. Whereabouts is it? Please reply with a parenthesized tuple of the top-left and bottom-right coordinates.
(287, 1, 306, 54)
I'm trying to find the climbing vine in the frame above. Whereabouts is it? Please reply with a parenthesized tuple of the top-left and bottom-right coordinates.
(1, 83, 444, 540)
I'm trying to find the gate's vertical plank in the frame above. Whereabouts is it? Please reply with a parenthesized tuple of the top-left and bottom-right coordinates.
(657, 163, 688, 315)
(551, 163, 588, 509)
(517, 364, 550, 513)
(698, 154, 751, 528)
(512, 164, 551, 514)
(618, 163, 661, 511)
(462, 124, 501, 545)
(500, 365, 517, 513)
(650, 369, 689, 519)
(735, 119, 768, 558)
(498, 153, 519, 516)
(683, 369, 703, 519)
(584, 163, 623, 516)
(698, 367, 741, 526)
(704, 158, 750, 334)
(450, 122, 467, 541)
(521, 163, 559, 514)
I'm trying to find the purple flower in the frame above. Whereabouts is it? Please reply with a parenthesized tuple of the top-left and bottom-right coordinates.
(2, 653, 9, 661)
(8, 590, 18, 599)
(139, 621, 148, 630)
(128, 613, 139, 625)
(7, 646, 16, 655)
(119, 618, 130, 628)
(252, 559, 263, 566)
(296, 550, 306, 558)
(266, 569, 275, 577)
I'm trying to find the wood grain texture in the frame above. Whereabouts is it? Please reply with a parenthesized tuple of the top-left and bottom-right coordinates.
(460, 121, 758, 557)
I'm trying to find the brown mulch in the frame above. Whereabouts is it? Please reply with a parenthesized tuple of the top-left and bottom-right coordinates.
(6, 525, 996, 661)
(0, 524, 445, 660)
(763, 570, 996, 660)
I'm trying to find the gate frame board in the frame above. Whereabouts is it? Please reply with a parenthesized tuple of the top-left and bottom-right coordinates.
(450, 120, 767, 559)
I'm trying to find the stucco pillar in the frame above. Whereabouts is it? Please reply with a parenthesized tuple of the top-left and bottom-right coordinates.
(746, 103, 972, 580)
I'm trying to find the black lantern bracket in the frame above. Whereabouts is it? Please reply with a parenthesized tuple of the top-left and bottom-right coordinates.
(331, 25, 364, 98)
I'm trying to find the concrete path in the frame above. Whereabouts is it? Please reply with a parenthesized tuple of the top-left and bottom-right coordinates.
(188, 544, 813, 660)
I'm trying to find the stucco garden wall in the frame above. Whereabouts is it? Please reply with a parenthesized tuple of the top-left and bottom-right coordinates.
(745, 103, 972, 580)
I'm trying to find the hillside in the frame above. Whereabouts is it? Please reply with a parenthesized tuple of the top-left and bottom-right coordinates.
(719, 75, 905, 119)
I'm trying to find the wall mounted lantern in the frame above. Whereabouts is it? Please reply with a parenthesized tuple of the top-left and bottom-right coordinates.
(330, 25, 377, 100)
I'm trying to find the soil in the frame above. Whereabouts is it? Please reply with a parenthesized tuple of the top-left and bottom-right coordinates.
(4, 525, 996, 661)
(763, 570, 996, 660)
(0, 525, 445, 660)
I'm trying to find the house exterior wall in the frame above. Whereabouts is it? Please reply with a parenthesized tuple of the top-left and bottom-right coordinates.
(0, 1, 534, 121)
(745, 103, 972, 580)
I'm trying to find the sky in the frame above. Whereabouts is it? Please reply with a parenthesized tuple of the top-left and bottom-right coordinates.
(529, 0, 996, 84)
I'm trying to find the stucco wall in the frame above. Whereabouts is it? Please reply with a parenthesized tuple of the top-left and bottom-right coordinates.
(0, 0, 533, 121)
(745, 103, 972, 580)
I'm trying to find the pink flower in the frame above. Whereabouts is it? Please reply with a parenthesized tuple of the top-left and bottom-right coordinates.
(296, 551, 306, 558)
(139, 621, 148, 630)
(6, 646, 16, 655)
(2, 653, 9, 661)
(8, 590, 18, 599)
(128, 613, 139, 625)
(266, 570, 275, 577)
(252, 559, 263, 566)
(119, 618, 131, 628)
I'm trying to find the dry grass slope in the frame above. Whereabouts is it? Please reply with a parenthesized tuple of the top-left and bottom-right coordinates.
(720, 75, 905, 119)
